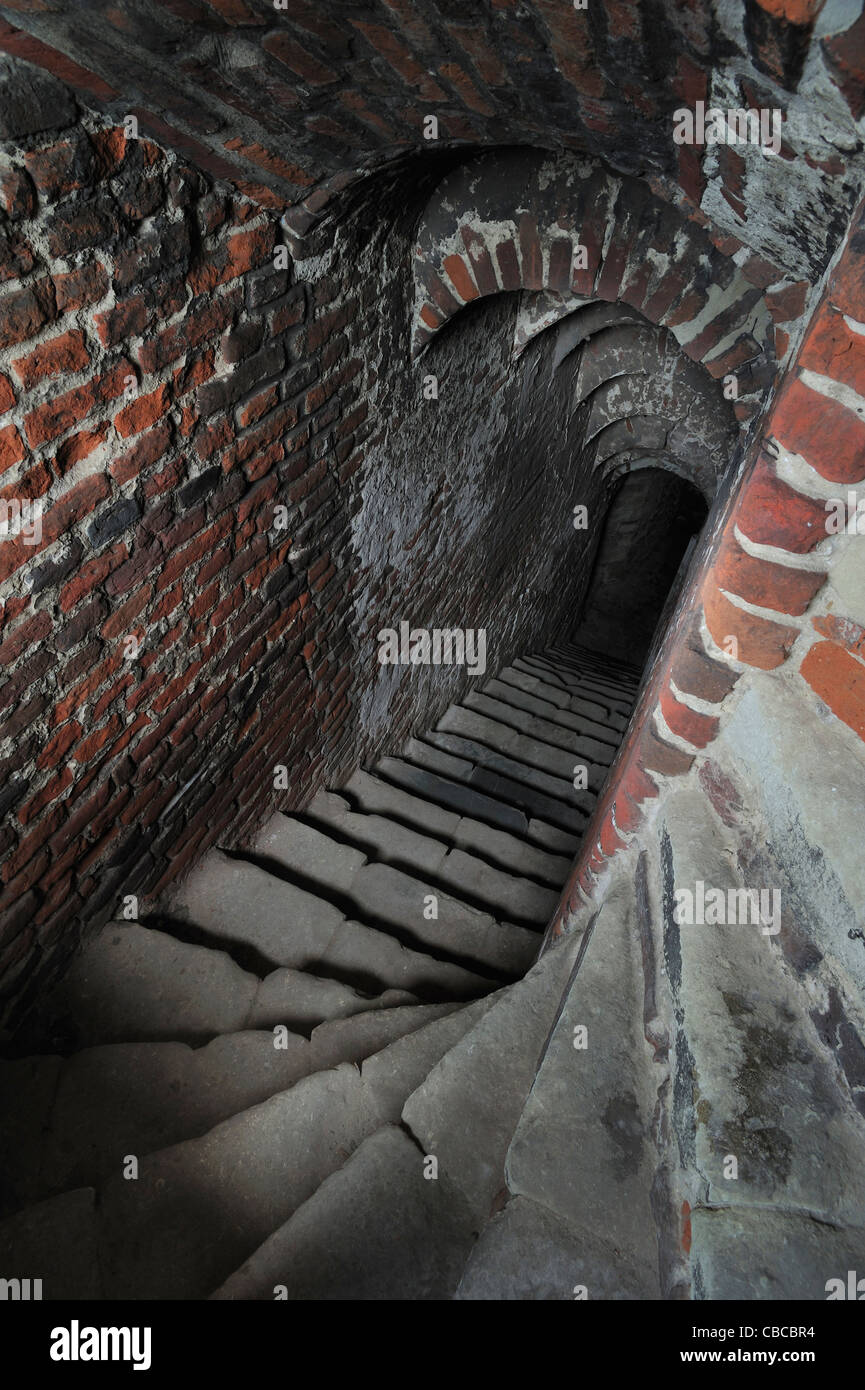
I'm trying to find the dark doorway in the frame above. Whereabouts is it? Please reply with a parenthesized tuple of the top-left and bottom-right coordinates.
(571, 466, 708, 667)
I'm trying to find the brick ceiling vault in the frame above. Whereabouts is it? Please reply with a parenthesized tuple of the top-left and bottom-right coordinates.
(0, 0, 863, 269)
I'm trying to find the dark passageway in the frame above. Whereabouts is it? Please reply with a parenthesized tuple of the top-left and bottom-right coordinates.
(572, 469, 708, 667)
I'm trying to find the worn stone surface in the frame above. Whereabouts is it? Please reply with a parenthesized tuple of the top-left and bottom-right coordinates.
(402, 935, 581, 1223)
(691, 1207, 865, 1301)
(505, 879, 662, 1293)
(213, 1126, 478, 1302)
(0, 1188, 102, 1301)
(456, 1195, 652, 1302)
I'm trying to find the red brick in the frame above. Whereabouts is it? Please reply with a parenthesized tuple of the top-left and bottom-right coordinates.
(765, 280, 809, 323)
(114, 384, 170, 439)
(109, 420, 173, 485)
(733, 454, 827, 553)
(0, 166, 35, 219)
(18, 766, 74, 827)
(703, 580, 801, 670)
(714, 533, 826, 616)
(23, 361, 129, 448)
(659, 681, 720, 748)
(24, 135, 95, 199)
(812, 612, 865, 662)
(442, 253, 479, 303)
(799, 309, 865, 399)
(60, 542, 126, 612)
(639, 723, 695, 778)
(11, 329, 89, 390)
(0, 421, 25, 476)
(771, 376, 865, 483)
(36, 720, 82, 771)
(72, 714, 124, 765)
(54, 423, 110, 476)
(262, 32, 338, 85)
(53, 261, 109, 312)
(0, 373, 14, 414)
(0, 609, 51, 666)
(800, 639, 865, 739)
(0, 277, 56, 352)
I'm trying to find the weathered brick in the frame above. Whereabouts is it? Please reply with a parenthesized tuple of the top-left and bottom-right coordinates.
(12, 329, 89, 390)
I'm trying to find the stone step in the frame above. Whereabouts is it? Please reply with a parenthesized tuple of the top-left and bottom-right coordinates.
(171, 852, 496, 999)
(254, 813, 366, 895)
(38, 922, 419, 1049)
(259, 810, 554, 931)
(348, 861, 537, 975)
(374, 756, 528, 836)
(537, 652, 637, 710)
(0, 1004, 460, 1213)
(557, 641, 641, 679)
(402, 932, 582, 1224)
(342, 768, 460, 840)
(94, 996, 494, 1299)
(212, 1124, 477, 1301)
(455, 1193, 651, 1300)
(424, 729, 595, 822)
(554, 642, 641, 685)
(403, 737, 474, 784)
(519, 654, 634, 713)
(462, 690, 617, 765)
(500, 663, 627, 731)
(0, 1188, 103, 1301)
(518, 655, 634, 719)
(480, 676, 623, 748)
(310, 785, 572, 890)
(503, 878, 661, 1297)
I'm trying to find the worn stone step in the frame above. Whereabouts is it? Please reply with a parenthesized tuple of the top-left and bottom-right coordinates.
(172, 852, 495, 999)
(455, 1193, 651, 1301)
(309, 787, 571, 890)
(554, 643, 641, 685)
(342, 768, 460, 840)
(256, 810, 551, 937)
(450, 816, 573, 886)
(504, 878, 661, 1296)
(480, 677, 622, 748)
(308, 1002, 462, 1072)
(0, 1187, 103, 1301)
(254, 813, 367, 895)
(537, 653, 636, 710)
(374, 757, 528, 835)
(519, 654, 634, 713)
(349, 862, 537, 976)
(402, 933, 582, 1223)
(424, 729, 595, 824)
(95, 997, 493, 1299)
(403, 737, 474, 784)
(39, 922, 418, 1048)
(462, 690, 617, 766)
(506, 661, 626, 729)
(1, 1004, 459, 1211)
(212, 1125, 477, 1301)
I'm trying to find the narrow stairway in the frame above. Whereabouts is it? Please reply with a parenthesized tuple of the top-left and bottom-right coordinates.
(0, 642, 640, 1300)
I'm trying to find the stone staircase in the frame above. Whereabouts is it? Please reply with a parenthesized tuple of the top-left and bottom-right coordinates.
(0, 642, 640, 1301)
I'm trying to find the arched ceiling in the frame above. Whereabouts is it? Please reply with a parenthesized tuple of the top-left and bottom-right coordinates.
(0, 1, 862, 278)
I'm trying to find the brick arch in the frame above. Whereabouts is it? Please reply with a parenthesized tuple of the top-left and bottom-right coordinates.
(546, 197, 865, 931)
(410, 148, 806, 433)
